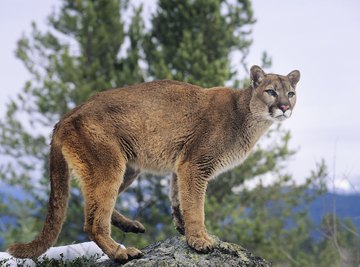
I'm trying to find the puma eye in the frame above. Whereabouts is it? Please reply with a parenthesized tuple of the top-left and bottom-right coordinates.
(288, 92, 296, 98)
(265, 89, 277, 97)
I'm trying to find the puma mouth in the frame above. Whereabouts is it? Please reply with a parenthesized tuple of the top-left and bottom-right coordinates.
(270, 108, 292, 122)
(274, 114, 287, 121)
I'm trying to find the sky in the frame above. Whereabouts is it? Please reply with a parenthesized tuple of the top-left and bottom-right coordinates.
(247, 0, 360, 192)
(0, 0, 359, 192)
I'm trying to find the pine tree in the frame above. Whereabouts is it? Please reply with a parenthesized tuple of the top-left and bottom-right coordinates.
(144, 0, 255, 87)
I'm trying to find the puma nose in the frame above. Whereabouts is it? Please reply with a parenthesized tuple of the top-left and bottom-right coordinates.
(279, 105, 290, 112)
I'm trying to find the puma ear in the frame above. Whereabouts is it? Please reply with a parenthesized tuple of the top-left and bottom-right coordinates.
(250, 65, 266, 88)
(287, 70, 301, 88)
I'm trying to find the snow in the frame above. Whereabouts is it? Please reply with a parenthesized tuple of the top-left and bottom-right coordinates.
(0, 242, 123, 266)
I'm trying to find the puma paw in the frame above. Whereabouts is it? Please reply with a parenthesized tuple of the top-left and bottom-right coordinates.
(113, 246, 143, 263)
(186, 233, 214, 253)
(113, 219, 146, 233)
(125, 247, 143, 259)
(124, 220, 146, 233)
(175, 224, 185, 235)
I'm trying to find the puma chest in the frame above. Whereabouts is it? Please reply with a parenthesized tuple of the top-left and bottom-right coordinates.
(213, 149, 251, 178)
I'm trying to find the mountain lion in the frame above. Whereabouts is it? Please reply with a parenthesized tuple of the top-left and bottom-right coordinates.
(8, 65, 300, 262)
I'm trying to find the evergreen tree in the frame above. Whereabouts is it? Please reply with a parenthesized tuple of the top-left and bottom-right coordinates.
(144, 0, 254, 87)
(315, 213, 360, 267)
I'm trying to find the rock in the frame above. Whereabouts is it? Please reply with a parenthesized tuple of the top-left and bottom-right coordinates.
(97, 235, 271, 267)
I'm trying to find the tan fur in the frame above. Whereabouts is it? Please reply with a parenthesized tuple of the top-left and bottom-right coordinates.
(8, 66, 300, 262)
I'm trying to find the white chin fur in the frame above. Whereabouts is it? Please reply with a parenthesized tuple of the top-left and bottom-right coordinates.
(284, 109, 292, 118)
(271, 109, 292, 122)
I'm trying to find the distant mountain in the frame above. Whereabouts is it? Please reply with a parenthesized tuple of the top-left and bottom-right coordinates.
(1, 185, 359, 242)
(308, 191, 360, 230)
(0, 184, 32, 203)
(1, 184, 359, 225)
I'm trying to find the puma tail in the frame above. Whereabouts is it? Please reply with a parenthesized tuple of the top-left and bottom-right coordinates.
(7, 137, 70, 259)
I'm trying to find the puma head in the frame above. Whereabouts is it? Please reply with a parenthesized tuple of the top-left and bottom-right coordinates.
(249, 65, 300, 122)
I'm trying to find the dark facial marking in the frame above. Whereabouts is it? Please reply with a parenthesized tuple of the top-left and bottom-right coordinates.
(277, 75, 288, 91)
(260, 76, 272, 88)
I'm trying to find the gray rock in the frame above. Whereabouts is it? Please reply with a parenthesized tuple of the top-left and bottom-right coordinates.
(97, 236, 271, 267)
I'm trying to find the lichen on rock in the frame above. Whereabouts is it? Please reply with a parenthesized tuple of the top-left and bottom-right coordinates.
(97, 235, 271, 267)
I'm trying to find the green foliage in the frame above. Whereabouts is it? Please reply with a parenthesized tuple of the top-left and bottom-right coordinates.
(144, 0, 255, 87)
(0, 197, 39, 248)
(205, 137, 327, 265)
(0, 254, 102, 267)
(314, 214, 360, 267)
(34, 254, 102, 267)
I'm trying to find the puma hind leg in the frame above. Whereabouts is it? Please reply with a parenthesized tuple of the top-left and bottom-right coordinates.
(170, 173, 185, 235)
(81, 166, 142, 262)
(62, 140, 142, 262)
(111, 210, 145, 233)
(111, 166, 145, 234)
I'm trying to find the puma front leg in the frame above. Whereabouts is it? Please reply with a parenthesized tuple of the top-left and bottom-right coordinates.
(176, 162, 214, 252)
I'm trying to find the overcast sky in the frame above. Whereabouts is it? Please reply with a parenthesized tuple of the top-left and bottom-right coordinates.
(0, 0, 359, 192)
(248, 0, 360, 192)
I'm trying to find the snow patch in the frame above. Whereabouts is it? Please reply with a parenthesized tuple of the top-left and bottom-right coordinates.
(0, 242, 120, 266)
